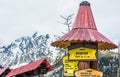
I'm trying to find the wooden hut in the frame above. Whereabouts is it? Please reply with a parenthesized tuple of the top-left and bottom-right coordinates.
(6, 58, 53, 77)
(0, 67, 10, 77)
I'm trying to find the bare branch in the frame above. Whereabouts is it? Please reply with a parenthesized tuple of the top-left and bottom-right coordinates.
(58, 14, 74, 32)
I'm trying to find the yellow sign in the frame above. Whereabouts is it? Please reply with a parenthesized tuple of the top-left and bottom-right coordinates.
(75, 68, 103, 77)
(62, 56, 79, 76)
(68, 47, 97, 60)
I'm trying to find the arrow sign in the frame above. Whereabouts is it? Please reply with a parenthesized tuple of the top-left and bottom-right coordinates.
(62, 56, 79, 76)
(75, 68, 103, 77)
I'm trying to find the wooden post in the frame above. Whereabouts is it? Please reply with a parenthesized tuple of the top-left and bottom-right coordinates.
(90, 61, 98, 70)
(79, 61, 90, 70)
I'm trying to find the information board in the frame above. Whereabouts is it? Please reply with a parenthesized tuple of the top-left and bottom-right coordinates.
(68, 47, 97, 61)
(62, 56, 79, 77)
(75, 68, 103, 77)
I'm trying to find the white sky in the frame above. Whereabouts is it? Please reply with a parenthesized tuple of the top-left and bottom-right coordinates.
(0, 0, 120, 45)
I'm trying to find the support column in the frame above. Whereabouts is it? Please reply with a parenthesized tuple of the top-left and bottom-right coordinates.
(79, 61, 90, 70)
(78, 61, 98, 70)
(90, 61, 98, 70)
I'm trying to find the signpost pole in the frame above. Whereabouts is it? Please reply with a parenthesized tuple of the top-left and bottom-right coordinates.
(51, 1, 117, 77)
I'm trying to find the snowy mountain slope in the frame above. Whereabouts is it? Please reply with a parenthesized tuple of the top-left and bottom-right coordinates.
(0, 32, 65, 69)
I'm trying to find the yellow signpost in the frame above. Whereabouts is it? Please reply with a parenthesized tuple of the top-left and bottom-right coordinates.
(62, 56, 79, 77)
(68, 47, 97, 61)
(75, 68, 103, 77)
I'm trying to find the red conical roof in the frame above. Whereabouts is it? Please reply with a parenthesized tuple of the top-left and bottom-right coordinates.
(51, 1, 117, 50)
(73, 1, 97, 30)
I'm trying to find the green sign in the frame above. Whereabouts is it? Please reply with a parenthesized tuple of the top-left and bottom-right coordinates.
(68, 47, 97, 61)
(62, 56, 79, 76)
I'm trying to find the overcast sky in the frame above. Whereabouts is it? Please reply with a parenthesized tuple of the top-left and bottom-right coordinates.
(0, 0, 120, 45)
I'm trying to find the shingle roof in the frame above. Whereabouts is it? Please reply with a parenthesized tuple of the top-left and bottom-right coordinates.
(6, 58, 53, 77)
(0, 67, 10, 75)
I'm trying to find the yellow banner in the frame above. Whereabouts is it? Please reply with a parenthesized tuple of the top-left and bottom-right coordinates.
(62, 56, 78, 76)
(68, 47, 97, 60)
(75, 68, 103, 77)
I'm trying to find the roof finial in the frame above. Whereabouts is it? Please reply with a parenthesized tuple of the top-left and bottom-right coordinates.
(80, 1, 90, 6)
